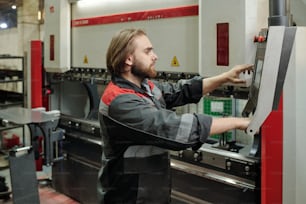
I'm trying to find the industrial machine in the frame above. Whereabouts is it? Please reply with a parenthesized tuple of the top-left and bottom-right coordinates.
(49, 67, 259, 203)
(37, 0, 306, 203)
(44, 0, 262, 203)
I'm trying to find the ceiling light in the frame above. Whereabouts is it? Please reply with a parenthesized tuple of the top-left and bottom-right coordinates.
(11, 5, 17, 10)
(0, 23, 8, 29)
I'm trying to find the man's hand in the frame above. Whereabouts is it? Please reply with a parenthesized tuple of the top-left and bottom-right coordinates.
(210, 117, 251, 135)
(224, 64, 253, 84)
(202, 64, 253, 95)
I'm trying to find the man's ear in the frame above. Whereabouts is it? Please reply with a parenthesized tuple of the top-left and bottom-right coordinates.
(125, 55, 133, 66)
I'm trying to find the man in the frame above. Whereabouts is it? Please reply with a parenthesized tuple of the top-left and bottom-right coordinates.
(98, 28, 252, 204)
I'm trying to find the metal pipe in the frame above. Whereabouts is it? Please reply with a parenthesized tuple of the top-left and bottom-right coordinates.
(268, 0, 289, 26)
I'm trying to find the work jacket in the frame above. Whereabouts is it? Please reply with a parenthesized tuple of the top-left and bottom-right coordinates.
(98, 75, 212, 204)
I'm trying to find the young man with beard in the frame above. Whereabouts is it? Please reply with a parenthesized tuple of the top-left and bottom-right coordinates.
(98, 28, 253, 204)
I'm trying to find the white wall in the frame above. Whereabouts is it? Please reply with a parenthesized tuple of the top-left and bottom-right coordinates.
(0, 0, 305, 72)
(291, 0, 306, 26)
(199, 0, 268, 77)
(0, 0, 41, 95)
(71, 0, 199, 73)
(0, 0, 41, 56)
(73, 0, 197, 18)
(0, 29, 19, 56)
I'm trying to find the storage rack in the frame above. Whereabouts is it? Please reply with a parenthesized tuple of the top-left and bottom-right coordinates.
(0, 55, 25, 147)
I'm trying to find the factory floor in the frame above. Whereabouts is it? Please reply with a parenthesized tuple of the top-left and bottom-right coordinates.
(0, 187, 80, 204)
(0, 168, 80, 204)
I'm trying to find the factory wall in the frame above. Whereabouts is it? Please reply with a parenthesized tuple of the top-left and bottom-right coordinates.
(0, 29, 19, 56)
(0, 0, 305, 67)
(291, 0, 306, 26)
(70, 0, 198, 73)
(0, 0, 41, 56)
(199, 0, 268, 77)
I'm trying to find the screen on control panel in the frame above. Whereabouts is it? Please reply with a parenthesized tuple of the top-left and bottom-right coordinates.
(253, 59, 263, 89)
(242, 42, 266, 117)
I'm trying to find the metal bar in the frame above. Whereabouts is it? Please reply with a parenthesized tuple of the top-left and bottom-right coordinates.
(171, 159, 256, 190)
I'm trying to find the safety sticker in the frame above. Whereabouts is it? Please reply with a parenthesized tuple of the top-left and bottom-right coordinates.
(171, 56, 180, 67)
(83, 55, 88, 64)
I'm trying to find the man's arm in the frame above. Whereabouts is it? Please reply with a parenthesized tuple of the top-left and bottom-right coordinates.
(203, 64, 253, 95)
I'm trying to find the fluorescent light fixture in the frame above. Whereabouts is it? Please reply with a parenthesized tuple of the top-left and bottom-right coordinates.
(76, 0, 102, 7)
(38, 10, 42, 20)
(68, 0, 83, 3)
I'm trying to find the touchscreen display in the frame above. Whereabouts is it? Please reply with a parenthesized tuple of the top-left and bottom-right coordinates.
(254, 59, 263, 89)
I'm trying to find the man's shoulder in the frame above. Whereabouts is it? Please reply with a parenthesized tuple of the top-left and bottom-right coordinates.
(101, 82, 140, 105)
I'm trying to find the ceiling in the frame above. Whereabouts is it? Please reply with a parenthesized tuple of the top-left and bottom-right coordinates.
(0, 0, 20, 28)
(0, 0, 22, 12)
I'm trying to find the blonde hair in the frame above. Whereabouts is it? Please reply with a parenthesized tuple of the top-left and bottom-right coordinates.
(106, 28, 146, 76)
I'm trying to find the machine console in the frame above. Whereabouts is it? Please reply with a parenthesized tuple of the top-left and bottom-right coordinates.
(242, 29, 268, 117)
(243, 26, 296, 136)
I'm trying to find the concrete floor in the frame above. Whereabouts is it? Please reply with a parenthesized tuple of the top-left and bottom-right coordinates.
(0, 168, 80, 204)
(0, 186, 80, 204)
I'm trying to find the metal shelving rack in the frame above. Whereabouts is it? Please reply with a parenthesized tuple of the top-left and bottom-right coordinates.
(0, 55, 25, 147)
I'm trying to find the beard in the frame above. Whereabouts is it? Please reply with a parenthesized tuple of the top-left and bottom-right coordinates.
(131, 60, 157, 79)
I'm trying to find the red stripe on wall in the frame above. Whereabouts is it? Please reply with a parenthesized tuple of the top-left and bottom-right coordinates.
(72, 5, 198, 27)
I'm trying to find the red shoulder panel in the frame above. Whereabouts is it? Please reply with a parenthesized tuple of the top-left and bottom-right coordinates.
(147, 80, 155, 91)
(101, 82, 145, 105)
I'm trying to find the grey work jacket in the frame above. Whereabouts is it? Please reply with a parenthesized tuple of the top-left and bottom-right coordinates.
(98, 76, 212, 204)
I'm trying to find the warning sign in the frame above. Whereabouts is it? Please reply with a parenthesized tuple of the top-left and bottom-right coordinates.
(171, 56, 180, 67)
(83, 55, 88, 64)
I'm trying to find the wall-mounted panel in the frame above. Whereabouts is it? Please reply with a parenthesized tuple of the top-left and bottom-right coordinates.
(44, 0, 71, 73)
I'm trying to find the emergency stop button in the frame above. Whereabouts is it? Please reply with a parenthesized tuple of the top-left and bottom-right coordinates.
(254, 35, 266, 43)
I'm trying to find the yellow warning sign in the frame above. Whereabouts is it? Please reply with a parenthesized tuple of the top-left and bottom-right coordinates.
(171, 56, 180, 67)
(83, 55, 88, 64)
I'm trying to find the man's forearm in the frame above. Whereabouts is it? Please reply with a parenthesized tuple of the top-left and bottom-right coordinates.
(202, 73, 227, 95)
